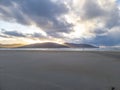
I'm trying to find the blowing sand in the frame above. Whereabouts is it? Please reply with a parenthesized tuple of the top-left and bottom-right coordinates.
(0, 50, 120, 90)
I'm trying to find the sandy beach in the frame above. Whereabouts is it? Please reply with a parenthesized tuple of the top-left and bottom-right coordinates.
(0, 50, 120, 90)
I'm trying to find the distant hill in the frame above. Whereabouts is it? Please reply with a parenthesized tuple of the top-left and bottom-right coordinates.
(64, 43, 98, 48)
(19, 42, 69, 48)
(18, 42, 98, 48)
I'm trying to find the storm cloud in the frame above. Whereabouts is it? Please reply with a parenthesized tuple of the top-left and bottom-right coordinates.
(0, 0, 120, 46)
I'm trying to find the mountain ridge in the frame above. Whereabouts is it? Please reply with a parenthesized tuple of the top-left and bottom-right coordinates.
(18, 42, 98, 48)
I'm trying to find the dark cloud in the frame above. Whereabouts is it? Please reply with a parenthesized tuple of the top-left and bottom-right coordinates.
(20, 0, 66, 17)
(1, 30, 26, 37)
(0, 0, 71, 33)
(20, 0, 69, 31)
(31, 33, 44, 38)
(91, 28, 108, 35)
(82, 0, 106, 20)
(81, 0, 120, 28)
(0, 0, 12, 6)
(105, 8, 120, 29)
(0, 1, 31, 24)
(1, 29, 44, 38)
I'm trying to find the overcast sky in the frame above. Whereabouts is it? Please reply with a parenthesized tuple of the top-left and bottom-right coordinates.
(0, 0, 120, 46)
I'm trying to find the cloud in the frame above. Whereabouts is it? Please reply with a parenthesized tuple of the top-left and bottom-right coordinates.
(1, 29, 44, 39)
(0, 0, 120, 46)
(80, 26, 120, 46)
(1, 30, 26, 37)
(64, 0, 120, 46)
(81, 0, 106, 20)
(29, 32, 45, 38)
(0, 0, 71, 33)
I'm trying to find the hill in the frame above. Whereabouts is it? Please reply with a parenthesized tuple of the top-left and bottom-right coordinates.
(19, 42, 69, 48)
(65, 43, 98, 48)
(19, 42, 98, 48)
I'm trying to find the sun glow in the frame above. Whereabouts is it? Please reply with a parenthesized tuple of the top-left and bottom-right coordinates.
(71, 24, 86, 38)
(23, 33, 65, 44)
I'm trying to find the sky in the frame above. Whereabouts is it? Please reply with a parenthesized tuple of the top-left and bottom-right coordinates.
(0, 0, 120, 46)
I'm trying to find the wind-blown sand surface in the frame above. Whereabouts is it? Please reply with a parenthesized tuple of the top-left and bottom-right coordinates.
(0, 50, 120, 90)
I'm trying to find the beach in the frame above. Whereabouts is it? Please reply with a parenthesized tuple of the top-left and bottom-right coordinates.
(0, 50, 120, 90)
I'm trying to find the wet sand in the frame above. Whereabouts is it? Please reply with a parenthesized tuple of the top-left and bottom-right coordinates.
(0, 50, 120, 90)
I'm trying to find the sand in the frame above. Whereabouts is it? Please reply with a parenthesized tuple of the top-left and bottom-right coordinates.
(0, 50, 120, 90)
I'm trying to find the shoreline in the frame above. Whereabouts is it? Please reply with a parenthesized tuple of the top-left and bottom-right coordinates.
(0, 48, 119, 52)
